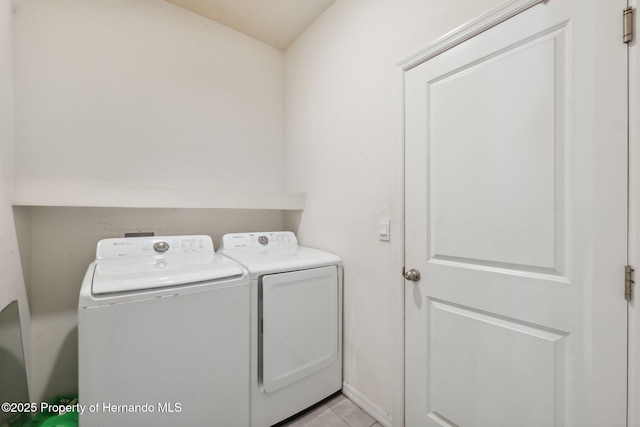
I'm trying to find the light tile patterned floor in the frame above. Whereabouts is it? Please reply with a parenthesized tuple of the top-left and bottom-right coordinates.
(278, 393, 382, 427)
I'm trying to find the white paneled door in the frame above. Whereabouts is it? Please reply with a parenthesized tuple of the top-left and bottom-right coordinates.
(403, 0, 628, 426)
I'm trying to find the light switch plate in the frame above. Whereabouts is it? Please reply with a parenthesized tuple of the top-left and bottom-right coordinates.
(378, 218, 390, 241)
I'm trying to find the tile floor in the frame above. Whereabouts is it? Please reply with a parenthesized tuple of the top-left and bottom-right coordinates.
(278, 393, 381, 427)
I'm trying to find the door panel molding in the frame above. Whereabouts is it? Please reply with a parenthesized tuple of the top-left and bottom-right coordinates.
(423, 22, 568, 278)
(426, 298, 568, 426)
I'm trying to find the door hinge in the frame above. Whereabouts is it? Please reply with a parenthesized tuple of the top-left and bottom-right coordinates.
(624, 6, 634, 44)
(626, 265, 635, 302)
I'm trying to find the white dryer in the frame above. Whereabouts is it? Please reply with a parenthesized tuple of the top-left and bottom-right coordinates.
(218, 231, 342, 427)
(78, 235, 250, 427)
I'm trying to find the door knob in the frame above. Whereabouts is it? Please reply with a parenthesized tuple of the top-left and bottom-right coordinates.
(404, 268, 421, 281)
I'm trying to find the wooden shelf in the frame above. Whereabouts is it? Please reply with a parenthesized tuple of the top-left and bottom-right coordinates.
(11, 179, 306, 210)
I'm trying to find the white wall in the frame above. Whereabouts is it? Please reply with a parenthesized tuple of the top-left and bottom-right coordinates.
(13, 0, 284, 193)
(0, 0, 15, 185)
(11, 0, 290, 402)
(284, 0, 504, 423)
(0, 0, 31, 397)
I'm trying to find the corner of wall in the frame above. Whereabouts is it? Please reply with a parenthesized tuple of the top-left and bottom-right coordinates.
(0, 0, 31, 398)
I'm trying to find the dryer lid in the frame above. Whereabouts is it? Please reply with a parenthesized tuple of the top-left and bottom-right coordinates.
(92, 253, 244, 295)
(218, 232, 341, 277)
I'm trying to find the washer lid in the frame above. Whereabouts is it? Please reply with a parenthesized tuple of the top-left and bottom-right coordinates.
(92, 253, 244, 295)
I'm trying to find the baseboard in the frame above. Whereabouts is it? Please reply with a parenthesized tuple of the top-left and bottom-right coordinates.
(341, 382, 392, 427)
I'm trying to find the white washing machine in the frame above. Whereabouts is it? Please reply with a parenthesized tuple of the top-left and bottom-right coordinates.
(78, 235, 250, 427)
(218, 231, 342, 427)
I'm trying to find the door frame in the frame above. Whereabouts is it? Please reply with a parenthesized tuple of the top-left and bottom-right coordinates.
(628, 1, 639, 426)
(392, 0, 629, 425)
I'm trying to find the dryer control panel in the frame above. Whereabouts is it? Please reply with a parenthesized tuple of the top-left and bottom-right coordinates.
(220, 232, 297, 249)
(96, 235, 214, 259)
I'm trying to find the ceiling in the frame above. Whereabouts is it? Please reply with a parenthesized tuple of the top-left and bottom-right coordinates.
(165, 0, 335, 51)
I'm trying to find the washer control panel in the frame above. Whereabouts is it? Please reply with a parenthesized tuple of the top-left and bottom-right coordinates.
(96, 235, 214, 259)
(220, 231, 297, 250)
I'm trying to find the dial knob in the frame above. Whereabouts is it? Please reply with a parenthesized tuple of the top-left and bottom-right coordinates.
(153, 241, 170, 253)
